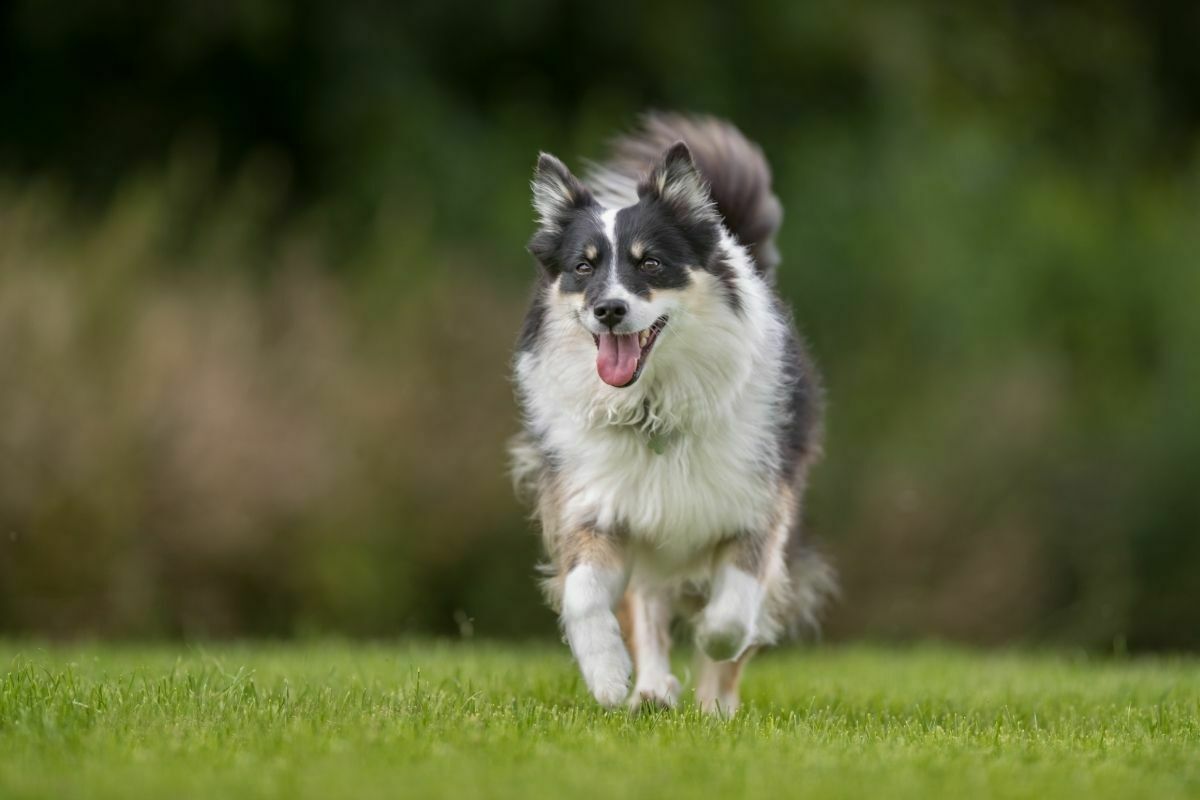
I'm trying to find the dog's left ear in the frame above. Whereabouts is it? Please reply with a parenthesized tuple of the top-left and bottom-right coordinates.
(639, 141, 719, 228)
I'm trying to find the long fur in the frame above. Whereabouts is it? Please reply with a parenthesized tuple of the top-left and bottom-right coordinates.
(512, 113, 833, 710)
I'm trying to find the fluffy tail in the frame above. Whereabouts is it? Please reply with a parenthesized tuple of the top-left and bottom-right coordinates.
(588, 112, 784, 281)
(785, 545, 839, 638)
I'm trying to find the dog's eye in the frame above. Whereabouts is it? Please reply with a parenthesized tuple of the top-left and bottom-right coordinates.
(641, 257, 661, 272)
(574, 262, 593, 275)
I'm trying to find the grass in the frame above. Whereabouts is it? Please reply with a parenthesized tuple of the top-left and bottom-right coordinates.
(0, 641, 1197, 799)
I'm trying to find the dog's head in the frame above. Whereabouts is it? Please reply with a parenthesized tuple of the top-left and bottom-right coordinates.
(528, 142, 733, 389)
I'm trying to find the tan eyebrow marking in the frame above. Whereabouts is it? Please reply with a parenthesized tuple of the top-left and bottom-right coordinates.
(584, 244, 598, 261)
(630, 240, 645, 260)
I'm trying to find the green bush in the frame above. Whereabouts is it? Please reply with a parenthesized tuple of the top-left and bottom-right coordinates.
(0, 2, 1197, 648)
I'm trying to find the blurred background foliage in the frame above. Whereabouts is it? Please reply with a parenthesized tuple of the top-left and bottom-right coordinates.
(1, 1, 1198, 649)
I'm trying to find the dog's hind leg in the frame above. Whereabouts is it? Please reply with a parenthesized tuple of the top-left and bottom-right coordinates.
(556, 530, 632, 708)
(624, 587, 681, 710)
(695, 491, 794, 666)
(695, 647, 757, 717)
(695, 535, 777, 665)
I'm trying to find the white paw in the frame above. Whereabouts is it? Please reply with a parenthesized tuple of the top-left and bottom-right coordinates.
(580, 647, 632, 708)
(697, 566, 761, 662)
(696, 613, 752, 662)
(561, 565, 632, 709)
(628, 673, 682, 711)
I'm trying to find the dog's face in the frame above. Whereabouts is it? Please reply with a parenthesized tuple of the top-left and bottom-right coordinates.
(528, 143, 731, 388)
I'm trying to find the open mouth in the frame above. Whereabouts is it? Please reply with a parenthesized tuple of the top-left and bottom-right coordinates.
(593, 315, 668, 388)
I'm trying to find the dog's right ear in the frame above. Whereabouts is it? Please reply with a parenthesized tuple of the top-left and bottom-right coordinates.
(528, 153, 594, 272)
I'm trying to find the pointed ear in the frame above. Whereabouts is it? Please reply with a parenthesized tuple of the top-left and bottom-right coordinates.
(638, 141, 718, 226)
(531, 152, 594, 233)
(528, 153, 595, 273)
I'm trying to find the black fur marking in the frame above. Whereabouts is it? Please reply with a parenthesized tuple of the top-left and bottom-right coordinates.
(708, 253, 744, 315)
(529, 210, 603, 277)
(775, 309, 824, 485)
(591, 201, 702, 303)
(546, 211, 608, 291)
(515, 277, 550, 354)
(597, 113, 784, 282)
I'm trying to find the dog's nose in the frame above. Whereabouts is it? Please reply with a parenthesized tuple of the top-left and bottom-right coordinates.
(593, 299, 628, 329)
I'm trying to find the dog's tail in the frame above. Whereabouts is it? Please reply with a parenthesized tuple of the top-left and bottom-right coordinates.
(785, 545, 839, 638)
(588, 112, 784, 281)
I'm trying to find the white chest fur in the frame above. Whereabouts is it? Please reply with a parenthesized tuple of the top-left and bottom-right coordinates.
(553, 406, 780, 556)
(515, 239, 788, 564)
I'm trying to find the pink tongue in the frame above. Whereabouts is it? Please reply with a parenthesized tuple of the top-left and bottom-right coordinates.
(596, 333, 640, 387)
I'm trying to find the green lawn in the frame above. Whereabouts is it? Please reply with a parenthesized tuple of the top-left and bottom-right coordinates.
(1, 641, 1197, 799)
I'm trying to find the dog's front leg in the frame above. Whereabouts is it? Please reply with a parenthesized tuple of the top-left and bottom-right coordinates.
(627, 587, 681, 710)
(559, 531, 631, 708)
(695, 535, 770, 663)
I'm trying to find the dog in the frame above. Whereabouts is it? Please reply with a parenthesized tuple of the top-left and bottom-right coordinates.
(510, 113, 833, 715)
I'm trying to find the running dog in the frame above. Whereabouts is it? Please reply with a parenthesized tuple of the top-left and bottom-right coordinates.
(511, 113, 833, 715)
